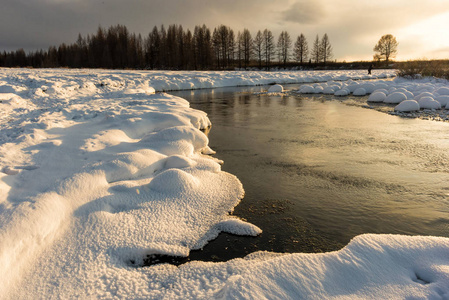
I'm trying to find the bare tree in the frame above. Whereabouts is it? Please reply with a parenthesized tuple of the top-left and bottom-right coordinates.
(277, 31, 292, 68)
(262, 29, 275, 70)
(320, 33, 333, 65)
(253, 30, 263, 69)
(242, 29, 252, 68)
(311, 35, 321, 63)
(193, 25, 212, 70)
(236, 31, 243, 69)
(212, 25, 235, 69)
(373, 34, 398, 63)
(294, 34, 308, 65)
(227, 29, 235, 65)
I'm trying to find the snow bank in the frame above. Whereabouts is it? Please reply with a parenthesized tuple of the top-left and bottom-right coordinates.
(0, 68, 258, 298)
(1, 68, 449, 299)
(295, 75, 449, 114)
(211, 234, 449, 299)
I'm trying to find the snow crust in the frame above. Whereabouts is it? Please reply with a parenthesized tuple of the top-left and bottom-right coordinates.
(1, 68, 449, 299)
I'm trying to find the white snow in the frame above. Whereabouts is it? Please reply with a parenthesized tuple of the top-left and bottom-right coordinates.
(1, 68, 449, 299)
(436, 87, 449, 95)
(292, 75, 449, 114)
(267, 84, 283, 93)
(298, 85, 315, 94)
(384, 92, 408, 104)
(415, 91, 435, 100)
(353, 87, 367, 96)
(436, 95, 449, 106)
(367, 91, 387, 102)
(334, 88, 350, 96)
(394, 100, 420, 112)
(418, 96, 442, 109)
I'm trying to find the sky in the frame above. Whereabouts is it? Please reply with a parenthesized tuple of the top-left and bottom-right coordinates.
(2, 0, 449, 62)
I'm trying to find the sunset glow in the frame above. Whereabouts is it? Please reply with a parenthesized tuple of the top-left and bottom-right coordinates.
(1, 0, 449, 61)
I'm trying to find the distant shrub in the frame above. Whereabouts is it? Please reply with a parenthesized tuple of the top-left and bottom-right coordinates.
(397, 60, 449, 79)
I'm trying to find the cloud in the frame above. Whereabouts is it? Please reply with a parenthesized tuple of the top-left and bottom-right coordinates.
(1, 0, 449, 60)
(282, 0, 326, 24)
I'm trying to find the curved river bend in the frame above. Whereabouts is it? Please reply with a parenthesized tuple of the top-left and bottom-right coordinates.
(170, 84, 449, 261)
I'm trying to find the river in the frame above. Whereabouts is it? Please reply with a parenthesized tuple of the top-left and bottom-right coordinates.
(169, 84, 449, 262)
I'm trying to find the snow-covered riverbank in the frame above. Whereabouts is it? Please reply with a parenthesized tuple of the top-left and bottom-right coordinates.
(1, 68, 448, 299)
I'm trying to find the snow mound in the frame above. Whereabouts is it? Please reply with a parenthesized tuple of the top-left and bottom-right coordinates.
(384, 92, 407, 104)
(418, 96, 441, 109)
(164, 155, 197, 169)
(298, 85, 315, 94)
(435, 95, 449, 107)
(323, 86, 337, 94)
(395, 100, 420, 112)
(415, 91, 434, 100)
(216, 218, 262, 236)
(435, 87, 449, 95)
(313, 86, 324, 93)
(334, 88, 350, 96)
(268, 84, 283, 93)
(359, 83, 375, 93)
(353, 87, 367, 96)
(367, 91, 387, 102)
(148, 168, 200, 193)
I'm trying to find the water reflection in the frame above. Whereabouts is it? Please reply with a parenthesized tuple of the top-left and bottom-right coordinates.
(171, 85, 449, 255)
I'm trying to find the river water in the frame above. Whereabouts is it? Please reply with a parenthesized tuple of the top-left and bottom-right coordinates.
(170, 84, 449, 261)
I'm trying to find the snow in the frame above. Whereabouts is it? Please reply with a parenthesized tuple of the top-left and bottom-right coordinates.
(436, 95, 449, 106)
(267, 84, 283, 93)
(394, 100, 420, 112)
(334, 88, 350, 96)
(298, 85, 316, 94)
(212, 234, 449, 299)
(1, 68, 449, 299)
(384, 92, 408, 104)
(294, 75, 449, 115)
(415, 91, 435, 100)
(367, 91, 387, 102)
(436, 87, 449, 95)
(353, 87, 367, 96)
(418, 96, 441, 109)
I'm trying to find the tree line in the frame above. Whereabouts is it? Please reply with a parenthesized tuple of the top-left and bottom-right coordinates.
(0, 24, 334, 70)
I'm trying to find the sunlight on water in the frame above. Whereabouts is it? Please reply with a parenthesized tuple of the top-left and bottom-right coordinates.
(172, 84, 449, 252)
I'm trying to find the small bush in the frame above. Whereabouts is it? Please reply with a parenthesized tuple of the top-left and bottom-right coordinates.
(397, 60, 449, 79)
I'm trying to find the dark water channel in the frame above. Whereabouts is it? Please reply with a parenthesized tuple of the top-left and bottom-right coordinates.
(169, 84, 449, 263)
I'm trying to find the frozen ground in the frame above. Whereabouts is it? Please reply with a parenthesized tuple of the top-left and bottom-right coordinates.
(1, 68, 449, 299)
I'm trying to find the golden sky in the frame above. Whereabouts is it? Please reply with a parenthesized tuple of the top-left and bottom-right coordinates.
(1, 0, 449, 61)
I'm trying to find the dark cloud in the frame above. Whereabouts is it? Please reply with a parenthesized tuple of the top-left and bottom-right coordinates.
(282, 0, 326, 24)
(0, 0, 448, 60)
(0, 0, 284, 51)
